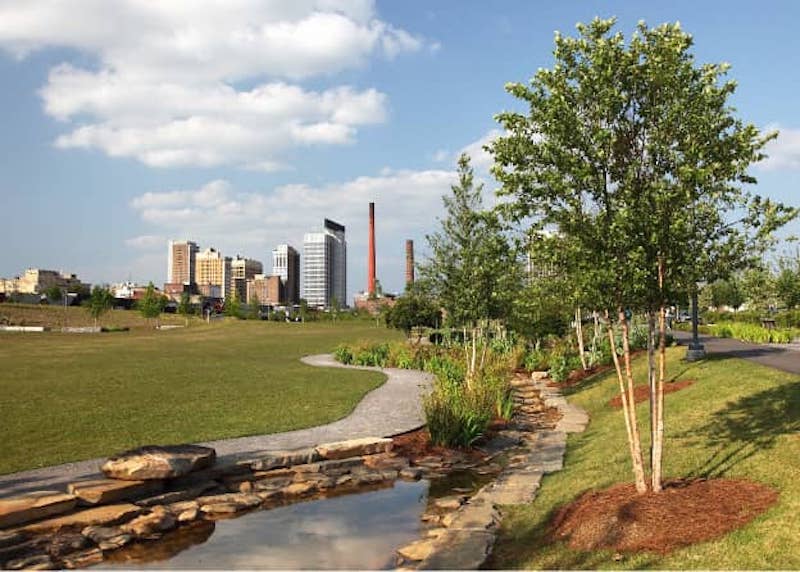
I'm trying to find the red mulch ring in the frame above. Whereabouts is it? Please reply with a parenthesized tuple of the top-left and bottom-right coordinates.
(391, 427, 487, 463)
(549, 478, 778, 554)
(608, 380, 695, 408)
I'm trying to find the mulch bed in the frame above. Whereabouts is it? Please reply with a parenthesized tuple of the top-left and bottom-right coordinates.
(608, 380, 695, 408)
(391, 427, 487, 463)
(549, 478, 778, 554)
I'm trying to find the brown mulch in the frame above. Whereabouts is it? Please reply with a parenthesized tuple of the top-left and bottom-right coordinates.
(549, 478, 778, 554)
(390, 427, 487, 463)
(608, 380, 695, 408)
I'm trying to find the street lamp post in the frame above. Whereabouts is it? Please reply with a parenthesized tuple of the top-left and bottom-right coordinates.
(685, 287, 706, 361)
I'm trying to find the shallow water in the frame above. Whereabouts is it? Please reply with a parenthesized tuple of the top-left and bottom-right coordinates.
(97, 480, 429, 570)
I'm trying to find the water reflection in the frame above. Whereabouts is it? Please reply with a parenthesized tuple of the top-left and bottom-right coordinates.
(98, 480, 429, 570)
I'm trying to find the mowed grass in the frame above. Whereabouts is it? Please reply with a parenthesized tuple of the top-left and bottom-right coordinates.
(0, 303, 187, 330)
(489, 346, 800, 569)
(0, 319, 402, 475)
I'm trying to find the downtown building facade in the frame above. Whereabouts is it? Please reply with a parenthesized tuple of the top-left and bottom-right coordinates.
(303, 219, 346, 309)
(272, 244, 300, 305)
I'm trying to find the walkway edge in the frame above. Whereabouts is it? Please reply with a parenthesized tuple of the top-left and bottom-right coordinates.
(417, 374, 589, 570)
(0, 354, 433, 498)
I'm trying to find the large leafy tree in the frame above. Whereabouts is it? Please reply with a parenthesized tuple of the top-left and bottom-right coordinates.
(491, 18, 797, 493)
(385, 294, 441, 335)
(419, 153, 521, 328)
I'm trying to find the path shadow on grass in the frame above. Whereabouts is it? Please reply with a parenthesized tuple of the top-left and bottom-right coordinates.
(682, 379, 800, 478)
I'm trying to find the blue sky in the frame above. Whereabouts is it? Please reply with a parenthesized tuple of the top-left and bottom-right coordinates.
(1, 0, 798, 301)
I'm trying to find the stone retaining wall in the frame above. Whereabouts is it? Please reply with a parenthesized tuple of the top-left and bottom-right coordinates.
(406, 371, 589, 570)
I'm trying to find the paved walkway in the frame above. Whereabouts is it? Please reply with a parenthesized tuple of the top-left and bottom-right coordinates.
(0, 354, 433, 498)
(673, 331, 800, 375)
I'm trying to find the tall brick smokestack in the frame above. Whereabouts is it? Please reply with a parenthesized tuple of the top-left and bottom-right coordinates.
(405, 239, 415, 287)
(368, 202, 376, 296)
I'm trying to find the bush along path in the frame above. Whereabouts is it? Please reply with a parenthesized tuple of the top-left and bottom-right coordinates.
(397, 371, 589, 569)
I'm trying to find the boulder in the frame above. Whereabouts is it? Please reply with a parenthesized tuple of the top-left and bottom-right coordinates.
(291, 457, 364, 475)
(4, 553, 55, 570)
(102, 444, 216, 480)
(81, 526, 133, 551)
(176, 508, 198, 523)
(122, 507, 176, 537)
(282, 482, 317, 497)
(0, 492, 77, 529)
(23, 504, 142, 533)
(315, 437, 393, 460)
(60, 548, 103, 569)
(247, 448, 320, 471)
(135, 481, 218, 507)
(397, 538, 437, 561)
(433, 495, 465, 511)
(67, 478, 163, 505)
(399, 468, 423, 481)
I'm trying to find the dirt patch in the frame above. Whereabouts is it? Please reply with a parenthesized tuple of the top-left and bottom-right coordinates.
(391, 428, 487, 464)
(608, 380, 695, 408)
(550, 478, 778, 554)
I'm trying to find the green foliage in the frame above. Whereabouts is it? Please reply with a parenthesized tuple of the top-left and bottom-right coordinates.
(709, 277, 745, 310)
(44, 285, 63, 304)
(333, 344, 354, 365)
(703, 322, 799, 344)
(86, 286, 113, 326)
(419, 153, 522, 327)
(224, 290, 243, 319)
(138, 282, 164, 322)
(270, 310, 287, 322)
(177, 291, 192, 318)
(248, 294, 261, 320)
(384, 294, 441, 334)
(775, 254, 800, 309)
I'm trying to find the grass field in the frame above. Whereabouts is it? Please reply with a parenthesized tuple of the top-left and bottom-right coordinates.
(0, 318, 402, 475)
(0, 302, 187, 330)
(489, 347, 800, 569)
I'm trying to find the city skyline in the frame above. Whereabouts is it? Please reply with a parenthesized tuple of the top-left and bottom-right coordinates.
(1, 1, 799, 302)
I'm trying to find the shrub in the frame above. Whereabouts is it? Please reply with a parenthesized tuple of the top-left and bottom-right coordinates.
(333, 344, 353, 365)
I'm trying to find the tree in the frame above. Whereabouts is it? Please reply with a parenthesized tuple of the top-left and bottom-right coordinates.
(491, 18, 797, 493)
(87, 286, 113, 328)
(775, 254, 800, 309)
(741, 267, 776, 313)
(224, 289, 243, 319)
(248, 293, 261, 320)
(44, 285, 63, 305)
(330, 296, 341, 322)
(138, 282, 165, 327)
(178, 291, 192, 325)
(709, 278, 745, 311)
(419, 153, 521, 328)
(298, 298, 310, 323)
(385, 294, 441, 335)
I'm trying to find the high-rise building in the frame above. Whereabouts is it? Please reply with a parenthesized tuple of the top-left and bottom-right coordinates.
(272, 244, 300, 305)
(303, 219, 347, 309)
(167, 240, 199, 285)
(195, 248, 232, 299)
(247, 274, 283, 305)
(230, 255, 263, 302)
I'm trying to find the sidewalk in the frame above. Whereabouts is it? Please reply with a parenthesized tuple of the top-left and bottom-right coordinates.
(672, 330, 800, 375)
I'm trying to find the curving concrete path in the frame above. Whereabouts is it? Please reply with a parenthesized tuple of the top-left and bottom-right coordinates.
(0, 354, 433, 498)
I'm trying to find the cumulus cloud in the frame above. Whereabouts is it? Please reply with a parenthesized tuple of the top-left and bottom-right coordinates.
(128, 171, 456, 292)
(0, 0, 428, 168)
(124, 234, 165, 250)
(760, 125, 800, 171)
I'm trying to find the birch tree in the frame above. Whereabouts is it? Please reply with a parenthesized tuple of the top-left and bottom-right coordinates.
(491, 18, 797, 493)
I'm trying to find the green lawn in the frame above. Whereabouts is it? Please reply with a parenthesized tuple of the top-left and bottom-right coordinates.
(489, 347, 800, 569)
(0, 319, 402, 474)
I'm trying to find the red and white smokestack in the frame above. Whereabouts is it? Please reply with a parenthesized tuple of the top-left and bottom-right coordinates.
(368, 202, 376, 296)
(405, 239, 415, 286)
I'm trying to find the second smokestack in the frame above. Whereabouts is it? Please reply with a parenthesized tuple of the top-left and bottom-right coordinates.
(368, 202, 376, 296)
(405, 239, 415, 287)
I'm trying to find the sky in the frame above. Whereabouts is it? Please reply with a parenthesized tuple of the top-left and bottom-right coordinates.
(1, 0, 798, 302)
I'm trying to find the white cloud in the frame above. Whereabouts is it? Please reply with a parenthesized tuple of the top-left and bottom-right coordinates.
(0, 0, 429, 169)
(124, 234, 165, 250)
(458, 128, 503, 172)
(760, 125, 800, 171)
(128, 171, 456, 292)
